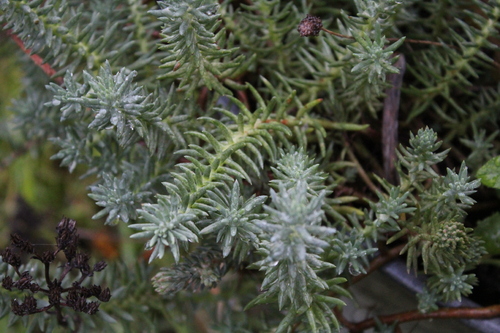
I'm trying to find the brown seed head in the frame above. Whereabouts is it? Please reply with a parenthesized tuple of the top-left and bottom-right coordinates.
(10, 234, 34, 254)
(297, 14, 323, 37)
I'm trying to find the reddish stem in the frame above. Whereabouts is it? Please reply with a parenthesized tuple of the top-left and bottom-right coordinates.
(344, 305, 500, 332)
(6, 30, 63, 85)
(236, 89, 250, 110)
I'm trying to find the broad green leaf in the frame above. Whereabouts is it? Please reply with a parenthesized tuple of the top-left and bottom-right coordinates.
(475, 212, 500, 255)
(477, 156, 500, 189)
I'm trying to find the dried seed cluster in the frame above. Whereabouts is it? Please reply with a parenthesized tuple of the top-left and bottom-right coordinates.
(1, 217, 110, 325)
(297, 14, 323, 37)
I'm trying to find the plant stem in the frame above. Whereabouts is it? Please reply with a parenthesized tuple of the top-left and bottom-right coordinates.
(345, 304, 500, 333)
(344, 140, 380, 195)
(321, 26, 500, 68)
(6, 30, 64, 84)
(321, 27, 451, 48)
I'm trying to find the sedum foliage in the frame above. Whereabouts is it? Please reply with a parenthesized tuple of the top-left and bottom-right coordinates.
(1, 0, 499, 332)
(370, 128, 486, 310)
(247, 181, 345, 333)
(150, 0, 242, 95)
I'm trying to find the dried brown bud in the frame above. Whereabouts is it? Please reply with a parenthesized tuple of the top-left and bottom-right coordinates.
(2, 276, 14, 291)
(297, 14, 323, 37)
(1, 247, 21, 268)
(68, 291, 100, 314)
(56, 217, 79, 260)
(10, 234, 34, 254)
(73, 252, 91, 275)
(3, 217, 111, 323)
(57, 217, 77, 235)
(11, 296, 38, 316)
(34, 250, 56, 264)
(48, 280, 63, 306)
(85, 301, 100, 315)
(23, 295, 38, 314)
(93, 261, 107, 272)
(16, 271, 35, 291)
(98, 287, 111, 302)
(11, 299, 23, 316)
(66, 289, 80, 307)
(28, 283, 41, 293)
(81, 285, 101, 298)
(73, 295, 87, 312)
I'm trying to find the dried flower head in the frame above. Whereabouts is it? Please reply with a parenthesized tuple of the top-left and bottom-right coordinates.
(0, 247, 21, 268)
(297, 14, 323, 37)
(56, 217, 79, 261)
(93, 261, 107, 272)
(34, 250, 56, 264)
(2, 276, 14, 291)
(10, 234, 34, 254)
(11, 296, 38, 316)
(0, 217, 110, 326)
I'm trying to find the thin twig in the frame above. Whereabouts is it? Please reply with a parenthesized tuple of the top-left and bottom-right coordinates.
(382, 54, 406, 185)
(6, 30, 64, 85)
(321, 27, 454, 48)
(320, 27, 500, 69)
(346, 305, 500, 333)
(344, 140, 380, 195)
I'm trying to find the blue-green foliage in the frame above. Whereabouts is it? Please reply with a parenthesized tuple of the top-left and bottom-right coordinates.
(1, 0, 497, 332)
(128, 84, 292, 263)
(47, 61, 164, 149)
(151, 0, 242, 95)
(427, 267, 477, 303)
(331, 219, 377, 276)
(370, 187, 415, 233)
(89, 171, 152, 224)
(349, 23, 405, 84)
(370, 128, 485, 308)
(199, 181, 267, 260)
(404, 0, 500, 123)
(397, 127, 450, 181)
(131, 193, 199, 263)
(254, 182, 334, 306)
(243, 148, 346, 332)
(270, 147, 329, 195)
(152, 244, 226, 295)
(0, 0, 154, 75)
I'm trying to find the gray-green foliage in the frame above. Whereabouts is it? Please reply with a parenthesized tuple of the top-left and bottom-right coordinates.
(151, 0, 242, 95)
(152, 244, 227, 295)
(199, 180, 267, 259)
(373, 128, 485, 309)
(1, 0, 498, 332)
(246, 181, 345, 333)
(88, 171, 153, 224)
(330, 214, 378, 276)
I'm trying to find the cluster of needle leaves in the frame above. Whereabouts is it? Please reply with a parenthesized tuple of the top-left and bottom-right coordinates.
(1, 0, 500, 332)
